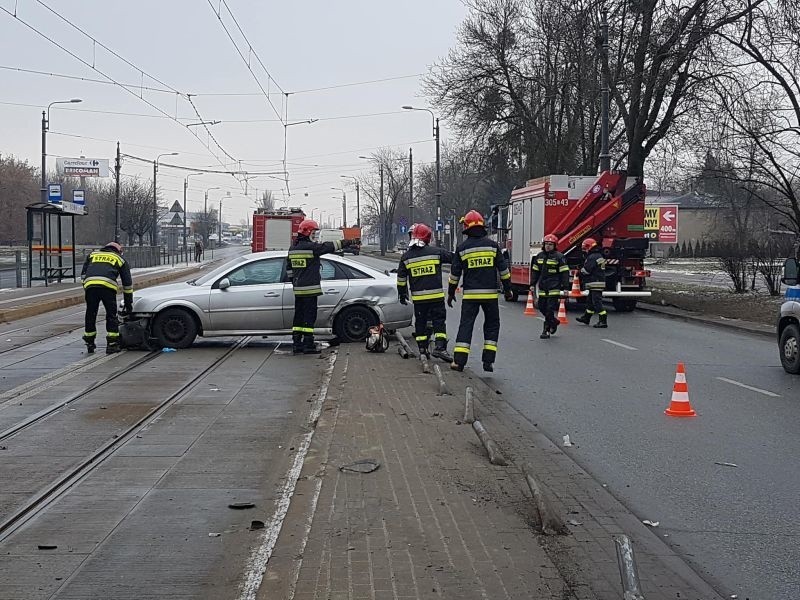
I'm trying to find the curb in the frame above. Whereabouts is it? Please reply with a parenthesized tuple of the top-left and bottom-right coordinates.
(637, 300, 775, 339)
(0, 266, 204, 324)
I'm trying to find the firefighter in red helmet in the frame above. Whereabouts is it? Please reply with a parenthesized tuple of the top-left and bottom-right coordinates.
(575, 238, 609, 328)
(288, 219, 358, 354)
(396, 222, 453, 362)
(447, 210, 513, 372)
(530, 234, 570, 339)
(80, 241, 133, 354)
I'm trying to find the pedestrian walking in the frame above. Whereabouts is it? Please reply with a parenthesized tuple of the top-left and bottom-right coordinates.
(447, 210, 513, 372)
(80, 241, 133, 354)
(396, 223, 453, 362)
(530, 234, 570, 339)
(288, 219, 357, 354)
(194, 239, 203, 262)
(575, 238, 608, 328)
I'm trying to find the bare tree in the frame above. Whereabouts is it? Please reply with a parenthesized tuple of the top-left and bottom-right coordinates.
(0, 156, 39, 245)
(358, 148, 409, 255)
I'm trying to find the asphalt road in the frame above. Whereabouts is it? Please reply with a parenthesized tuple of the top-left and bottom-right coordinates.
(352, 253, 800, 600)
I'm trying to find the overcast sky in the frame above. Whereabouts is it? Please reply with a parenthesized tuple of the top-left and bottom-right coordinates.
(0, 0, 468, 228)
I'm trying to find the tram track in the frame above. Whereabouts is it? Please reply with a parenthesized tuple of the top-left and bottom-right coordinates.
(0, 336, 252, 543)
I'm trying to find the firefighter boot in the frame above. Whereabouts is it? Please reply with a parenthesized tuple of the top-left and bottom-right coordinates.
(575, 312, 592, 325)
(303, 334, 321, 355)
(482, 362, 494, 372)
(549, 317, 559, 335)
(82, 334, 96, 354)
(593, 313, 608, 329)
(540, 322, 550, 339)
(431, 340, 452, 363)
(418, 343, 431, 359)
(105, 336, 121, 355)
(292, 333, 304, 355)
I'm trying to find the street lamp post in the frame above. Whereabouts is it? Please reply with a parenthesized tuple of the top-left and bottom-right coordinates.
(204, 186, 220, 246)
(153, 152, 178, 247)
(183, 172, 204, 259)
(358, 156, 386, 255)
(331, 187, 346, 228)
(41, 98, 82, 204)
(402, 106, 441, 245)
(219, 192, 231, 244)
(408, 147, 414, 226)
(340, 175, 360, 229)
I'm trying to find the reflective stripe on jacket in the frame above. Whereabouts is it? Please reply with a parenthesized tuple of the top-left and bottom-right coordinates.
(581, 250, 608, 290)
(80, 249, 133, 300)
(288, 237, 342, 296)
(447, 235, 510, 301)
(396, 245, 453, 303)
(531, 250, 569, 296)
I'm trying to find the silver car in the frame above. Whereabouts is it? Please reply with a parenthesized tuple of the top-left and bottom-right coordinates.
(127, 251, 412, 348)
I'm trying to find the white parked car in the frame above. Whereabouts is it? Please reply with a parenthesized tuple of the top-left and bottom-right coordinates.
(125, 251, 411, 348)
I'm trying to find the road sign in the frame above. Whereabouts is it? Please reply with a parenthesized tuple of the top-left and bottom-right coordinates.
(48, 183, 62, 204)
(644, 204, 678, 243)
(435, 220, 443, 232)
(60, 200, 85, 215)
(169, 200, 183, 213)
(73, 189, 85, 206)
(168, 213, 184, 226)
(444, 224, 451, 234)
(56, 157, 110, 177)
(398, 215, 408, 228)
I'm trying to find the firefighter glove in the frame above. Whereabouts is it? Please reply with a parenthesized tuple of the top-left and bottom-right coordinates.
(504, 289, 514, 302)
(447, 293, 456, 308)
(399, 295, 408, 305)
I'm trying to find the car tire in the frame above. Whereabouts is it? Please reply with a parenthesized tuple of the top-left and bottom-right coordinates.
(779, 323, 800, 374)
(334, 305, 377, 343)
(152, 308, 198, 349)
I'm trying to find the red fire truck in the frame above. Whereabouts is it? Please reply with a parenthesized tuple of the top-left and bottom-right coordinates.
(251, 208, 306, 253)
(494, 171, 650, 311)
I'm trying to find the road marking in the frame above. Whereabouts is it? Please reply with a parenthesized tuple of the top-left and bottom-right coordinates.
(716, 377, 780, 398)
(237, 350, 338, 600)
(602, 339, 638, 351)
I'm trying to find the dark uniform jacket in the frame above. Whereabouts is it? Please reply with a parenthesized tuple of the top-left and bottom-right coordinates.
(81, 248, 133, 302)
(580, 249, 608, 290)
(448, 233, 511, 301)
(396, 245, 453, 303)
(531, 250, 570, 296)
(288, 236, 344, 296)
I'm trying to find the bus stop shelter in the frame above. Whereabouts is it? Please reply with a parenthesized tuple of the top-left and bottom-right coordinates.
(25, 202, 78, 287)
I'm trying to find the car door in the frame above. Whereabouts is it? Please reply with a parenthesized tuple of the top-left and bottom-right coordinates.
(209, 257, 287, 332)
(282, 259, 350, 329)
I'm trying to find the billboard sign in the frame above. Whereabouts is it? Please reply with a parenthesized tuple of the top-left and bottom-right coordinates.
(56, 157, 110, 177)
(644, 204, 678, 243)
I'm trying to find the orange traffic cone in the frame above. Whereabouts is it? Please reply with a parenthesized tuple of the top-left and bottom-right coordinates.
(524, 291, 537, 316)
(569, 271, 583, 298)
(664, 362, 697, 417)
(557, 298, 568, 325)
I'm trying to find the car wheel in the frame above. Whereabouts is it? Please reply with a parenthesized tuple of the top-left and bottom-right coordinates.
(613, 298, 637, 312)
(334, 305, 377, 343)
(779, 323, 800, 374)
(153, 308, 198, 349)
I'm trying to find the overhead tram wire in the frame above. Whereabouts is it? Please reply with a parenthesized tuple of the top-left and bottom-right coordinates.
(120, 153, 286, 176)
(4, 2, 243, 184)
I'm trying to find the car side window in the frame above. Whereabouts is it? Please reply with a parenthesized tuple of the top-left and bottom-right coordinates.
(225, 258, 284, 287)
(320, 259, 342, 281)
(336, 262, 372, 279)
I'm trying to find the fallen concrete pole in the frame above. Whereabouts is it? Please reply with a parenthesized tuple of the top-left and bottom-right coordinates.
(522, 464, 568, 536)
(471, 420, 507, 466)
(397, 345, 409, 359)
(433, 364, 451, 396)
(464, 386, 476, 424)
(614, 535, 645, 600)
(394, 332, 417, 358)
(420, 353, 432, 374)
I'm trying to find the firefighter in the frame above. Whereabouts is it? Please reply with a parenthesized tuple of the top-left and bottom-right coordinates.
(396, 222, 453, 362)
(288, 219, 357, 354)
(575, 238, 608, 328)
(531, 234, 570, 339)
(80, 241, 133, 354)
(447, 210, 513, 372)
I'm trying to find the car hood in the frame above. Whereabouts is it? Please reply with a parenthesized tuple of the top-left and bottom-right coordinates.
(133, 282, 205, 307)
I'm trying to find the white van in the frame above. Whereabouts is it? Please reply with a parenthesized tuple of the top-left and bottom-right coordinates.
(318, 229, 344, 244)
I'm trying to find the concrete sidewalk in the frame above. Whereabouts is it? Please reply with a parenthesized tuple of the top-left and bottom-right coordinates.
(260, 346, 724, 600)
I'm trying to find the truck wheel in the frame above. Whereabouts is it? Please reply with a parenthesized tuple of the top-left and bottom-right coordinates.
(334, 305, 377, 343)
(779, 324, 800, 374)
(152, 308, 198, 349)
(612, 298, 637, 312)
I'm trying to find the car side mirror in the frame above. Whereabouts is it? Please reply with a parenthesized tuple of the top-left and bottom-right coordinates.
(218, 278, 231, 290)
(782, 258, 799, 286)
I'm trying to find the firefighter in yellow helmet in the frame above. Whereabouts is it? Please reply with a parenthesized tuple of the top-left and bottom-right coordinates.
(447, 210, 513, 372)
(80, 241, 133, 354)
